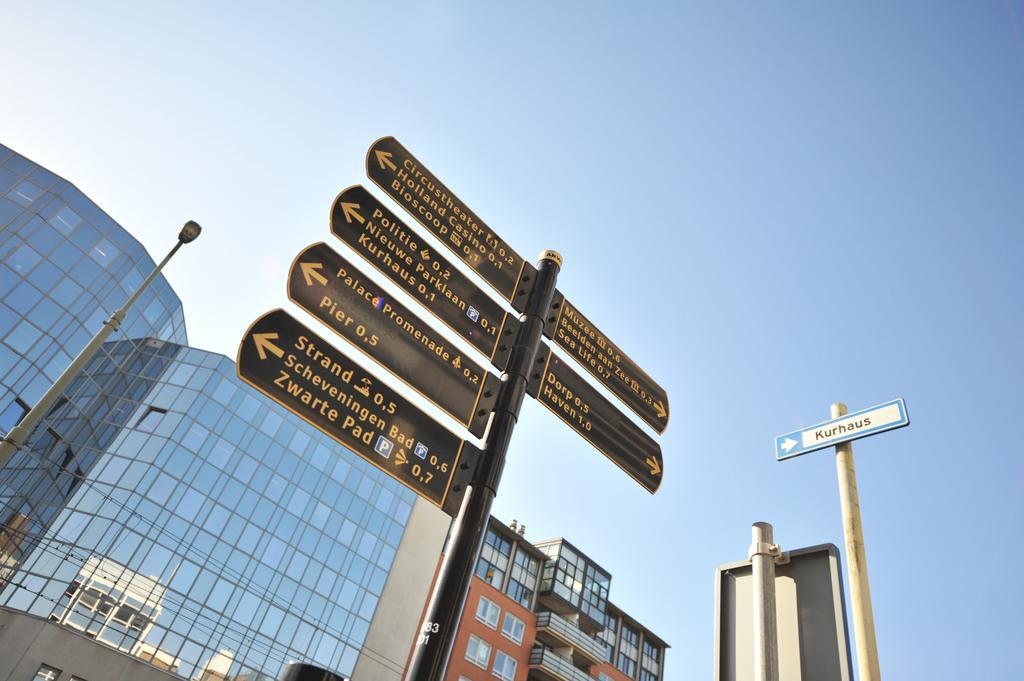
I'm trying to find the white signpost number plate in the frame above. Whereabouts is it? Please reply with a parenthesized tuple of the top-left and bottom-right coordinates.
(775, 398, 909, 461)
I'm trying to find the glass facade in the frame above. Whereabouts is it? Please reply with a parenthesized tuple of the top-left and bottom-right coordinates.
(472, 522, 543, 611)
(536, 539, 610, 628)
(640, 638, 661, 681)
(0, 142, 186, 425)
(0, 143, 417, 680)
(506, 546, 539, 609)
(596, 611, 617, 661)
(616, 623, 639, 677)
(475, 527, 511, 589)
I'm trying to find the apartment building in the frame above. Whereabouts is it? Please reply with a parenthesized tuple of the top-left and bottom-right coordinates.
(443, 518, 667, 681)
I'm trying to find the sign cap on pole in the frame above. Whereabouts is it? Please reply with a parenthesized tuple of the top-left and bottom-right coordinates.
(540, 250, 563, 267)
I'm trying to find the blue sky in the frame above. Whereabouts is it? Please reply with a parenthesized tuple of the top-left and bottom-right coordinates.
(3, 2, 1022, 679)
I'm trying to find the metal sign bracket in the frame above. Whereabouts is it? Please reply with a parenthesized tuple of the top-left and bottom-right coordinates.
(748, 541, 790, 565)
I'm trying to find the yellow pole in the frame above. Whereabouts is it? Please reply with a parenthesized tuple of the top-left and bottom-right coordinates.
(832, 402, 881, 681)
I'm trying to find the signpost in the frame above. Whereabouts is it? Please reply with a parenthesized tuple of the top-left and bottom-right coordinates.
(546, 292, 669, 433)
(529, 345, 663, 493)
(775, 398, 908, 461)
(363, 137, 673, 681)
(776, 399, 909, 681)
(330, 189, 665, 493)
(331, 185, 518, 370)
(288, 242, 501, 438)
(367, 136, 534, 309)
(239, 136, 670, 681)
(366, 137, 670, 432)
(236, 309, 477, 515)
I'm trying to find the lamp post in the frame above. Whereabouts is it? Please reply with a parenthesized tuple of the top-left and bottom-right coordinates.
(0, 221, 202, 470)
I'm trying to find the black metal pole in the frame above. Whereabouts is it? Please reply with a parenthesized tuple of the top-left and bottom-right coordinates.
(402, 250, 562, 681)
(278, 662, 348, 681)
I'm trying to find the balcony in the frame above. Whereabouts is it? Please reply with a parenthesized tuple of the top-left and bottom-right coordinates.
(534, 611, 609, 667)
(536, 589, 604, 635)
(528, 647, 594, 681)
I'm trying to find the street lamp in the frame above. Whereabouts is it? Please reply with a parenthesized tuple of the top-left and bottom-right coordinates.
(178, 220, 201, 243)
(0, 221, 203, 470)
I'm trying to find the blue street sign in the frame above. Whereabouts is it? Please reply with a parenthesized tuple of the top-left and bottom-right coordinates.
(776, 398, 909, 461)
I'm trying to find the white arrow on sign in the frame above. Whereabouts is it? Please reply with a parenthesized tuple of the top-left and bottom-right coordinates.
(781, 438, 798, 453)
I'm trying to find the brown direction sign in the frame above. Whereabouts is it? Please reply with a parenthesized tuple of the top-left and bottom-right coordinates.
(528, 343, 664, 494)
(237, 309, 476, 514)
(366, 136, 536, 311)
(364, 137, 669, 434)
(330, 185, 519, 370)
(546, 292, 669, 433)
(287, 242, 500, 438)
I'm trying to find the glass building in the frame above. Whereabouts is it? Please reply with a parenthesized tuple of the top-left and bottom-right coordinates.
(0, 142, 419, 680)
(0, 142, 186, 430)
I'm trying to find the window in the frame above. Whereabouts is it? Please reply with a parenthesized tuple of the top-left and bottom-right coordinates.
(505, 580, 531, 609)
(0, 398, 28, 435)
(110, 604, 136, 626)
(32, 665, 62, 681)
(135, 406, 166, 432)
(597, 611, 617, 659)
(506, 548, 539, 608)
(492, 650, 517, 681)
(93, 594, 113, 617)
(90, 238, 119, 266)
(475, 596, 500, 629)
(549, 546, 583, 604)
(77, 587, 101, 610)
(538, 542, 610, 624)
(10, 179, 43, 206)
(128, 614, 150, 631)
(501, 612, 525, 645)
(50, 205, 82, 233)
(641, 638, 661, 681)
(465, 634, 492, 669)
(582, 563, 610, 623)
(475, 528, 511, 588)
(49, 431, 83, 499)
(617, 623, 639, 677)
